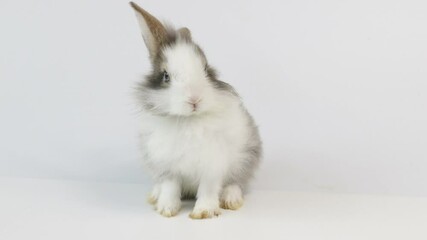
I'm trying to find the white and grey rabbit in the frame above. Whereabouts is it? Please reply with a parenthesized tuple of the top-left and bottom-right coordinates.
(130, 2, 262, 219)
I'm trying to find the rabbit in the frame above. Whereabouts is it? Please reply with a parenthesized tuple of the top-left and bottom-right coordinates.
(130, 2, 262, 219)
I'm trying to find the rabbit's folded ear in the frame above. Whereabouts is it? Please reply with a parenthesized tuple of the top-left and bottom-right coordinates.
(130, 2, 168, 59)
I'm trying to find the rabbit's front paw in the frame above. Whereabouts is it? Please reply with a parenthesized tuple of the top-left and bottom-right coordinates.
(220, 184, 243, 210)
(189, 208, 221, 219)
(189, 200, 221, 219)
(156, 199, 181, 217)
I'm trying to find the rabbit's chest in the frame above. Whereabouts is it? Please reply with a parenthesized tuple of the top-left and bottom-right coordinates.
(147, 126, 222, 160)
(141, 118, 238, 176)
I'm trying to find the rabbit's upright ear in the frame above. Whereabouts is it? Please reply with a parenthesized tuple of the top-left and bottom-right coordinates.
(177, 27, 192, 41)
(130, 2, 168, 59)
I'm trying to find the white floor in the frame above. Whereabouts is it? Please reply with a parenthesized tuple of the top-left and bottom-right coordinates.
(1, 177, 426, 240)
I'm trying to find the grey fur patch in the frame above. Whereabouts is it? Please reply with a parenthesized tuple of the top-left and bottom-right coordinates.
(205, 66, 238, 95)
(225, 109, 262, 192)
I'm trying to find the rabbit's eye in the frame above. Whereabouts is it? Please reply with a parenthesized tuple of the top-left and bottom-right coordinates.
(162, 71, 170, 83)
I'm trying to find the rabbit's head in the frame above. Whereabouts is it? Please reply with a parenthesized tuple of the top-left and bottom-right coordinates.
(130, 2, 235, 117)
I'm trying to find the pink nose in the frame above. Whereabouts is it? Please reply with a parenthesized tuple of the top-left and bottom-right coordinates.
(187, 97, 201, 111)
(188, 96, 201, 104)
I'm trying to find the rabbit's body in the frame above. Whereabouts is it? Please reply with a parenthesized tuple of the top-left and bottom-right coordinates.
(139, 96, 260, 197)
(130, 2, 262, 219)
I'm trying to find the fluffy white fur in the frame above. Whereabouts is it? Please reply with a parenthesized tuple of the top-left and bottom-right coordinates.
(131, 2, 261, 219)
(154, 43, 221, 117)
(139, 79, 251, 217)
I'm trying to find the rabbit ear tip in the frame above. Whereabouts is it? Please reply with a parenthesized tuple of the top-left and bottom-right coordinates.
(129, 2, 138, 10)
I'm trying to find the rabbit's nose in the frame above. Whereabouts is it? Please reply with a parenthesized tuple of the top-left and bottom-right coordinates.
(187, 97, 202, 111)
(188, 96, 201, 104)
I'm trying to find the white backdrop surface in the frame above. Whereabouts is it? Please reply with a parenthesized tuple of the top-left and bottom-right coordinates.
(1, 0, 426, 196)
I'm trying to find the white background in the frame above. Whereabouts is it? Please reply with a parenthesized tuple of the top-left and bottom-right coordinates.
(1, 0, 427, 196)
